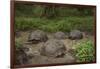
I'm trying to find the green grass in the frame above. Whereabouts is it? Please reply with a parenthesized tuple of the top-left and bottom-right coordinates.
(15, 16, 94, 33)
(74, 39, 95, 62)
(15, 4, 94, 33)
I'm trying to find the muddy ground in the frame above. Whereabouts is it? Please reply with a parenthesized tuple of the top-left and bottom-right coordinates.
(15, 31, 94, 65)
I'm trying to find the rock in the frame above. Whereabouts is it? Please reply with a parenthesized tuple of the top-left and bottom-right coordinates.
(54, 32, 66, 39)
(40, 39, 67, 57)
(69, 30, 83, 40)
(28, 30, 48, 43)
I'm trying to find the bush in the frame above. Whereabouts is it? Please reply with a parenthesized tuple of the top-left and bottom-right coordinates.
(15, 4, 93, 18)
(15, 16, 93, 33)
(74, 40, 95, 62)
(15, 4, 94, 33)
(15, 4, 35, 17)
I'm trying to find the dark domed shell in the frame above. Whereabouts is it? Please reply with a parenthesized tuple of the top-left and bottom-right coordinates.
(40, 39, 66, 57)
(28, 30, 48, 43)
(69, 30, 83, 40)
(54, 32, 66, 39)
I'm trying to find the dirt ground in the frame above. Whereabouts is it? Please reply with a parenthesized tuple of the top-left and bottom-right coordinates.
(15, 31, 94, 65)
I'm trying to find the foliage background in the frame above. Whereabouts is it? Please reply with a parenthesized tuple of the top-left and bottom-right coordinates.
(15, 3, 94, 33)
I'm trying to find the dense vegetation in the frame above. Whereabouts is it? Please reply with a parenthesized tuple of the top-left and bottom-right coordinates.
(74, 40, 95, 62)
(15, 4, 94, 33)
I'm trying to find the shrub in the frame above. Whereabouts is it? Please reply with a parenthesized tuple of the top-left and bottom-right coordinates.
(74, 40, 95, 62)
(15, 16, 93, 33)
(15, 4, 94, 33)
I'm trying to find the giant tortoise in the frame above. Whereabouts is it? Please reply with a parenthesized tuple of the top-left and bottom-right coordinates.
(69, 30, 83, 40)
(40, 39, 67, 58)
(54, 31, 66, 39)
(28, 30, 48, 43)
